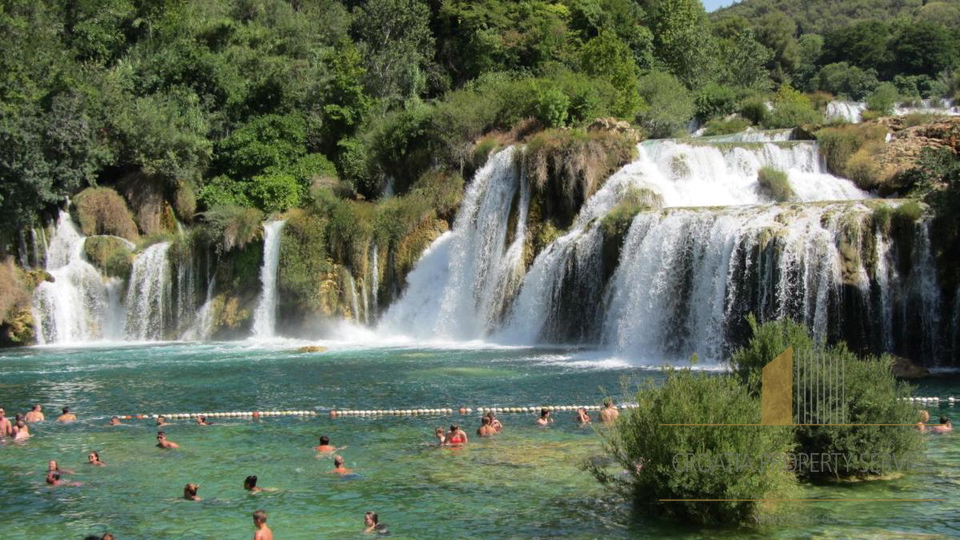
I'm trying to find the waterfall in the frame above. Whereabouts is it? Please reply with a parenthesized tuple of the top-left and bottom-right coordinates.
(894, 99, 960, 117)
(699, 129, 793, 143)
(632, 140, 869, 207)
(182, 276, 216, 341)
(174, 222, 197, 335)
(370, 244, 379, 316)
(873, 231, 898, 351)
(124, 242, 172, 341)
(912, 224, 942, 363)
(825, 101, 866, 123)
(380, 146, 529, 339)
(32, 210, 110, 344)
(346, 272, 361, 322)
(251, 220, 286, 339)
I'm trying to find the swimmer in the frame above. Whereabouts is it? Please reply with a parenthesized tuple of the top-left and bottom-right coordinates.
(48, 460, 75, 475)
(477, 416, 497, 437)
(575, 407, 591, 425)
(434, 427, 446, 446)
(329, 455, 353, 475)
(156, 416, 167, 427)
(363, 511, 387, 534)
(536, 408, 553, 426)
(102, 534, 115, 540)
(183, 483, 201, 501)
(156, 431, 179, 449)
(244, 475, 262, 493)
(486, 412, 503, 432)
(46, 471, 81, 487)
(931, 416, 953, 434)
(196, 415, 211, 426)
(916, 421, 927, 433)
(919, 409, 930, 423)
(0, 408, 13, 436)
(314, 435, 345, 453)
(14, 421, 30, 441)
(57, 407, 77, 423)
(25, 404, 44, 423)
(600, 399, 620, 424)
(446, 424, 467, 446)
(108, 416, 121, 426)
(87, 451, 105, 467)
(253, 509, 273, 540)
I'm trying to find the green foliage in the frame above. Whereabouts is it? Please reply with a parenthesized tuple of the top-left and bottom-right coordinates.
(599, 186, 662, 238)
(536, 88, 571, 128)
(200, 204, 264, 253)
(866, 82, 899, 115)
(757, 166, 795, 202)
(73, 187, 139, 241)
(716, 27, 772, 90)
(702, 116, 752, 136)
(814, 124, 889, 179)
(590, 368, 798, 525)
(764, 85, 822, 128)
(579, 31, 642, 118)
(816, 62, 879, 101)
(321, 40, 372, 148)
(694, 83, 739, 121)
(636, 71, 695, 138)
(730, 317, 925, 480)
(248, 171, 302, 213)
(646, 0, 719, 87)
(739, 95, 770, 126)
(217, 113, 307, 180)
(83, 236, 134, 279)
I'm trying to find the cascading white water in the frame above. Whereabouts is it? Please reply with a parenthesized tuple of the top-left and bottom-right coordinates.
(251, 220, 286, 339)
(699, 129, 794, 143)
(182, 276, 216, 341)
(380, 146, 529, 339)
(346, 272, 361, 322)
(912, 224, 942, 363)
(633, 140, 869, 207)
(825, 101, 866, 123)
(174, 222, 197, 335)
(124, 242, 172, 341)
(32, 210, 110, 344)
(894, 99, 960, 117)
(873, 231, 898, 351)
(370, 244, 379, 315)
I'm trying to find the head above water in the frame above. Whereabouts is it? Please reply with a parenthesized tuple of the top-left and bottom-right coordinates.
(88, 452, 100, 462)
(244, 475, 258, 489)
(481, 416, 491, 425)
(46, 471, 60, 484)
(365, 511, 379, 526)
(450, 424, 459, 432)
(253, 509, 267, 524)
(941, 416, 951, 425)
(541, 408, 550, 418)
(604, 398, 613, 408)
(157, 416, 166, 424)
(32, 404, 41, 412)
(102, 534, 115, 540)
(334, 455, 345, 467)
(184, 483, 199, 498)
(62, 407, 70, 414)
(320, 435, 330, 445)
(48, 460, 59, 471)
(157, 431, 166, 441)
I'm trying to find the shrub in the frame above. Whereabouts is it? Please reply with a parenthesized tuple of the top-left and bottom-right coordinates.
(173, 180, 197, 223)
(198, 175, 252, 209)
(277, 209, 334, 317)
(814, 124, 888, 178)
(337, 136, 378, 197)
(694, 83, 739, 121)
(536, 87, 570, 128)
(866, 83, 899, 116)
(589, 368, 798, 525)
(200, 205, 264, 253)
(730, 317, 925, 480)
(845, 143, 885, 190)
(816, 62, 879, 101)
(636, 71, 695, 138)
(73, 187, 139, 241)
(248, 171, 303, 213)
(702, 116, 752, 136)
(892, 200, 924, 225)
(0, 258, 30, 322)
(757, 166, 795, 202)
(83, 236, 134, 279)
(764, 86, 822, 128)
(739, 95, 769, 126)
(599, 186, 663, 238)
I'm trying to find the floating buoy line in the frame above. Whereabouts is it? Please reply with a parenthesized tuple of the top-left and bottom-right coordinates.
(108, 398, 955, 422)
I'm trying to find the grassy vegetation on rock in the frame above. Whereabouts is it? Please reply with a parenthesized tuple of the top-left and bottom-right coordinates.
(757, 166, 796, 202)
(73, 187, 139, 241)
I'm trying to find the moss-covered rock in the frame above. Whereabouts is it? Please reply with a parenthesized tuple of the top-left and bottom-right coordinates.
(83, 236, 135, 279)
(118, 172, 175, 236)
(209, 293, 252, 339)
(0, 259, 35, 347)
(757, 166, 796, 203)
(814, 124, 890, 190)
(523, 128, 637, 229)
(208, 236, 263, 339)
(277, 210, 334, 327)
(73, 187, 140, 241)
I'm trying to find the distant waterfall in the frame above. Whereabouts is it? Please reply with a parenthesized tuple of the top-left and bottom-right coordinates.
(632, 139, 869, 207)
(182, 276, 216, 341)
(32, 210, 110, 344)
(825, 101, 866, 124)
(124, 242, 172, 340)
(174, 223, 197, 335)
(251, 220, 286, 339)
(380, 146, 529, 339)
(699, 129, 793, 143)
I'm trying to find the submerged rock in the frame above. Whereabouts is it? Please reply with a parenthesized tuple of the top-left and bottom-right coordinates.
(296, 345, 327, 353)
(889, 355, 931, 379)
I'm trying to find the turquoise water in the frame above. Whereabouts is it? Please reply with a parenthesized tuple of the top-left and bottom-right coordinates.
(0, 342, 957, 539)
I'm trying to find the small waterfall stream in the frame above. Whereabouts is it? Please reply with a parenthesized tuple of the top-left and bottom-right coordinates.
(124, 242, 173, 341)
(251, 220, 286, 339)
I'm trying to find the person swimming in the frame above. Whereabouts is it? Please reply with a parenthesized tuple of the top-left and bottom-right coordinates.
(931, 416, 953, 434)
(13, 421, 30, 441)
(0, 407, 13, 436)
(183, 483, 201, 501)
(156, 415, 167, 427)
(48, 460, 74, 475)
(196, 415, 211, 426)
(363, 511, 388, 534)
(434, 427, 446, 446)
(330, 455, 353, 475)
(486, 412, 503, 432)
(315, 435, 345, 453)
(536, 408, 553, 426)
(600, 399, 619, 424)
(25, 404, 44, 423)
(244, 475, 262, 493)
(575, 408, 591, 425)
(446, 424, 467, 446)
(56, 407, 77, 423)
(156, 431, 179, 449)
(46, 471, 81, 487)
(477, 416, 497, 437)
(87, 451, 105, 467)
(108, 416, 121, 426)
(253, 509, 273, 540)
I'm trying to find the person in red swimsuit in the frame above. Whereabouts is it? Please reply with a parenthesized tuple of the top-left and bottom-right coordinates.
(445, 424, 468, 446)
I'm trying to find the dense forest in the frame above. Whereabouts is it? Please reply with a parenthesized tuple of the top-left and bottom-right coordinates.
(2, 0, 960, 348)
(2, 0, 959, 233)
